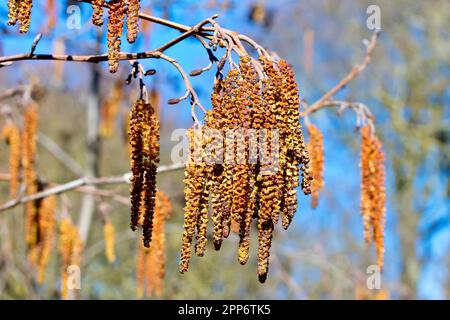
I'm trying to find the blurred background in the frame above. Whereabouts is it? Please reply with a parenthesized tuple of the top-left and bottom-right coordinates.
(0, 0, 448, 299)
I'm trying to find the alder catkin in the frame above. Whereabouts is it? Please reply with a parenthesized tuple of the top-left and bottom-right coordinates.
(103, 222, 116, 263)
(126, 0, 140, 43)
(37, 195, 56, 284)
(107, 0, 125, 73)
(307, 124, 324, 209)
(2, 122, 21, 198)
(18, 0, 33, 33)
(91, 0, 105, 26)
(7, 0, 19, 26)
(360, 125, 386, 269)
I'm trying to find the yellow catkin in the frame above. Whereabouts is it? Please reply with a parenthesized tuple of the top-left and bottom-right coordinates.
(91, 0, 105, 26)
(103, 222, 116, 263)
(58, 217, 83, 299)
(360, 125, 386, 269)
(100, 79, 123, 138)
(2, 122, 21, 198)
(136, 191, 171, 298)
(18, 0, 33, 33)
(22, 102, 39, 249)
(307, 124, 324, 209)
(37, 195, 56, 284)
(107, 0, 125, 73)
(126, 0, 140, 43)
(7, 0, 19, 26)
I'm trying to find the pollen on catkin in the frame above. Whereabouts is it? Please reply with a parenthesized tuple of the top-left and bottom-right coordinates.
(91, 0, 105, 26)
(128, 98, 160, 248)
(360, 125, 386, 269)
(126, 0, 140, 43)
(18, 0, 33, 33)
(307, 123, 324, 209)
(7, 0, 19, 26)
(2, 122, 21, 198)
(107, 0, 125, 73)
(37, 195, 56, 284)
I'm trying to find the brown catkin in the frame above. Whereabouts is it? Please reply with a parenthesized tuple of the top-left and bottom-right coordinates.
(128, 98, 160, 248)
(7, 0, 19, 26)
(107, 0, 125, 73)
(360, 125, 386, 269)
(18, 0, 33, 33)
(307, 124, 324, 209)
(91, 0, 105, 26)
(2, 122, 21, 198)
(126, 0, 140, 43)
(103, 222, 116, 263)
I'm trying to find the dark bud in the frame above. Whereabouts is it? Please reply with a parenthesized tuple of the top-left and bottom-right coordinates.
(168, 98, 181, 105)
(190, 69, 203, 77)
(145, 69, 157, 76)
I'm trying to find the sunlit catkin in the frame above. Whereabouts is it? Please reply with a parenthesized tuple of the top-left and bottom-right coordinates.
(2, 122, 21, 198)
(136, 191, 171, 298)
(18, 0, 33, 33)
(307, 124, 324, 209)
(7, 0, 19, 26)
(128, 98, 160, 248)
(103, 222, 116, 263)
(107, 0, 125, 73)
(126, 0, 140, 43)
(91, 0, 104, 26)
(100, 79, 123, 138)
(360, 125, 386, 269)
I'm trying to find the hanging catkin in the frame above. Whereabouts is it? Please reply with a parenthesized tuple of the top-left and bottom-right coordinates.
(126, 0, 140, 43)
(2, 122, 21, 198)
(18, 0, 33, 33)
(307, 123, 324, 209)
(360, 125, 386, 269)
(37, 195, 56, 284)
(91, 0, 105, 26)
(103, 222, 116, 263)
(7, 0, 19, 26)
(136, 191, 172, 298)
(107, 0, 125, 73)
(128, 98, 160, 248)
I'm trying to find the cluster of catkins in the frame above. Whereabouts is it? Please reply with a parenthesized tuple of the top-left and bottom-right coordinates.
(360, 124, 386, 268)
(6, 0, 33, 33)
(91, 0, 141, 73)
(180, 55, 312, 283)
(58, 217, 83, 300)
(307, 124, 324, 209)
(128, 98, 160, 248)
(1, 102, 56, 284)
(136, 191, 172, 298)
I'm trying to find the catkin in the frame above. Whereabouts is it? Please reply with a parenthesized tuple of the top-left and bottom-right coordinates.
(136, 191, 171, 298)
(18, 0, 33, 33)
(307, 124, 324, 209)
(37, 195, 56, 284)
(91, 0, 105, 26)
(126, 0, 140, 43)
(58, 217, 83, 299)
(128, 98, 160, 247)
(107, 0, 125, 73)
(7, 0, 19, 26)
(2, 122, 21, 198)
(360, 125, 386, 269)
(103, 222, 116, 263)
